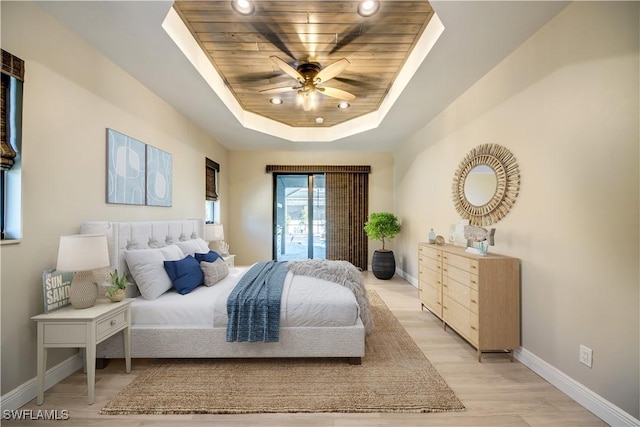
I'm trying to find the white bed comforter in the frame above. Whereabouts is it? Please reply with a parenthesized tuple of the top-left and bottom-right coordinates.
(130, 266, 360, 328)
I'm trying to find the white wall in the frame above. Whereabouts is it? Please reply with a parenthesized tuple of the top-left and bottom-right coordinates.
(394, 2, 639, 418)
(228, 150, 394, 266)
(0, 2, 229, 395)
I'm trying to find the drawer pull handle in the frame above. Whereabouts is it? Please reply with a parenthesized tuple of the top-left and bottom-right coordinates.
(471, 280, 477, 284)
(110, 319, 117, 326)
(443, 284, 448, 288)
(471, 265, 477, 269)
(470, 299, 477, 304)
(470, 325, 477, 330)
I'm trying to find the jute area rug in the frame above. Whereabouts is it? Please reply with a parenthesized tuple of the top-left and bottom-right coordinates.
(101, 291, 464, 415)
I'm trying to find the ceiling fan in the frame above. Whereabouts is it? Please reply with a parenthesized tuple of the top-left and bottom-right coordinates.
(260, 56, 357, 111)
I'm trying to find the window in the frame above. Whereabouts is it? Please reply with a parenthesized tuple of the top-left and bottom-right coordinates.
(1, 49, 24, 241)
(205, 158, 220, 224)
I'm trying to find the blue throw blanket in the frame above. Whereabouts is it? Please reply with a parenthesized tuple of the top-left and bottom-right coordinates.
(226, 261, 289, 343)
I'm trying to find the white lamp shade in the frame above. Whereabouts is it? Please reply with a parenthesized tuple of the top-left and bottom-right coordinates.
(205, 224, 224, 241)
(56, 234, 110, 272)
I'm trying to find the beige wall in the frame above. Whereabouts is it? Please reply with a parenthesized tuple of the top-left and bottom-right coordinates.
(228, 151, 394, 266)
(0, 2, 228, 395)
(394, 2, 639, 417)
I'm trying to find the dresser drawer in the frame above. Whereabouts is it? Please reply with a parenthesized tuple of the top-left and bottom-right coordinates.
(470, 288, 479, 314)
(419, 245, 442, 262)
(444, 265, 479, 290)
(422, 283, 442, 313)
(443, 253, 479, 274)
(443, 276, 471, 308)
(96, 310, 127, 341)
(443, 297, 471, 340)
(419, 255, 442, 272)
(419, 266, 441, 287)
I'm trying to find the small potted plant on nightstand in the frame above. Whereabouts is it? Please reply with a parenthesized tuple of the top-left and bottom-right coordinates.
(106, 270, 130, 302)
(364, 212, 401, 280)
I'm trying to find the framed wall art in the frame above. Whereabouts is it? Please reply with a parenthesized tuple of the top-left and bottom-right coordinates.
(106, 129, 146, 205)
(146, 145, 173, 207)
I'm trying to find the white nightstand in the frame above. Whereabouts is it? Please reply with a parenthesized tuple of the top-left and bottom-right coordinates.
(222, 254, 235, 267)
(31, 299, 133, 405)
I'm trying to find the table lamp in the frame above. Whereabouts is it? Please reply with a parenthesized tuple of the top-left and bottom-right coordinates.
(56, 234, 110, 309)
(205, 223, 228, 256)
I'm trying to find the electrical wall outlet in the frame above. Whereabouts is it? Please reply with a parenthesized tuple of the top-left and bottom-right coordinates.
(579, 344, 593, 368)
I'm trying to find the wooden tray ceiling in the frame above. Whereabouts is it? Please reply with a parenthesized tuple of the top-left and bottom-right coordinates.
(173, 1, 434, 128)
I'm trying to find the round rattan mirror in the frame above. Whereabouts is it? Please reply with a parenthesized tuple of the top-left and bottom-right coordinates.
(452, 144, 520, 226)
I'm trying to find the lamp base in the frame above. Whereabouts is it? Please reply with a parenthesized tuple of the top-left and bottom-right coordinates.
(70, 271, 98, 309)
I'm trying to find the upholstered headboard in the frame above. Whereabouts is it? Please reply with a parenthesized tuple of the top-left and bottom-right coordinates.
(80, 219, 205, 296)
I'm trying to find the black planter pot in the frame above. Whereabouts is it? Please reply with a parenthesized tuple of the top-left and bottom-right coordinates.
(371, 250, 396, 280)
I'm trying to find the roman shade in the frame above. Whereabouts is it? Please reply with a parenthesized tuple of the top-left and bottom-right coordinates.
(1, 49, 23, 171)
(206, 158, 220, 201)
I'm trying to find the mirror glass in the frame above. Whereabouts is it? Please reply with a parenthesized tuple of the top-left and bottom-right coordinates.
(452, 143, 520, 226)
(463, 165, 497, 206)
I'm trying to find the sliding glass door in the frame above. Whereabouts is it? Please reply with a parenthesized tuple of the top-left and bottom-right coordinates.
(273, 174, 325, 261)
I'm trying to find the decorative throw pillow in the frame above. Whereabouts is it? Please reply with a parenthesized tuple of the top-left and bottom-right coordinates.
(124, 245, 185, 300)
(163, 255, 204, 295)
(194, 250, 221, 263)
(201, 258, 229, 286)
(174, 238, 210, 257)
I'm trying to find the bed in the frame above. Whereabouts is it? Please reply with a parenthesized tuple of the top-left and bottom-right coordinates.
(80, 220, 367, 364)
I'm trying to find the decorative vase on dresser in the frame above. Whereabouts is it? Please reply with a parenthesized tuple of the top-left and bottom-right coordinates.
(418, 242, 520, 362)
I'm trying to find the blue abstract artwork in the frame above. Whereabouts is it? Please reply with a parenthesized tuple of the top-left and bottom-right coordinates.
(106, 129, 145, 205)
(146, 145, 173, 207)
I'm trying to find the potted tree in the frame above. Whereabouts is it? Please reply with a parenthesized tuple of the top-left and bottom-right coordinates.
(364, 212, 401, 280)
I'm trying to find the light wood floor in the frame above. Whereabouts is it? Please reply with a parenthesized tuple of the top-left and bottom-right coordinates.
(8, 273, 607, 426)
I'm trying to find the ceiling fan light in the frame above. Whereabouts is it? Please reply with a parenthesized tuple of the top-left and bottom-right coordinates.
(357, 0, 380, 17)
(231, 0, 255, 15)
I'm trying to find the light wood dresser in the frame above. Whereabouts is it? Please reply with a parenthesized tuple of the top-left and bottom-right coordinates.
(418, 242, 520, 361)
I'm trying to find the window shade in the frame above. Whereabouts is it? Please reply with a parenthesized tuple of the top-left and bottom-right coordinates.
(1, 49, 23, 172)
(205, 158, 220, 201)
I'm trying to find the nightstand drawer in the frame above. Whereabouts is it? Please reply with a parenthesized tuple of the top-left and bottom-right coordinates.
(44, 323, 86, 345)
(96, 310, 126, 341)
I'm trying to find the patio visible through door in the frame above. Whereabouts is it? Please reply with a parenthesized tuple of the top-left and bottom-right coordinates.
(273, 174, 325, 261)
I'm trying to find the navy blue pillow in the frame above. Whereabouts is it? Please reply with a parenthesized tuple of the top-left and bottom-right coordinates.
(194, 250, 221, 263)
(163, 255, 203, 295)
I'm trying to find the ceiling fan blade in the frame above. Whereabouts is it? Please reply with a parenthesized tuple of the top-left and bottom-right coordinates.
(251, 22, 296, 61)
(333, 76, 376, 89)
(259, 86, 298, 94)
(270, 56, 304, 82)
(318, 86, 356, 101)
(315, 59, 350, 83)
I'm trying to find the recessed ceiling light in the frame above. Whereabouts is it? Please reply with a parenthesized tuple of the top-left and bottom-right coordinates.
(357, 0, 380, 17)
(315, 117, 324, 124)
(270, 97, 283, 105)
(338, 101, 351, 109)
(231, 0, 255, 15)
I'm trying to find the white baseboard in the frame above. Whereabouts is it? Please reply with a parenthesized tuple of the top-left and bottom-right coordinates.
(2, 313, 637, 427)
(0, 354, 82, 411)
(515, 348, 639, 427)
(398, 267, 637, 426)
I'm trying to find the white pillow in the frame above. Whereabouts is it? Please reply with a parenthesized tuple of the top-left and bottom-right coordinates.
(124, 245, 185, 300)
(174, 238, 209, 257)
(201, 258, 229, 286)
